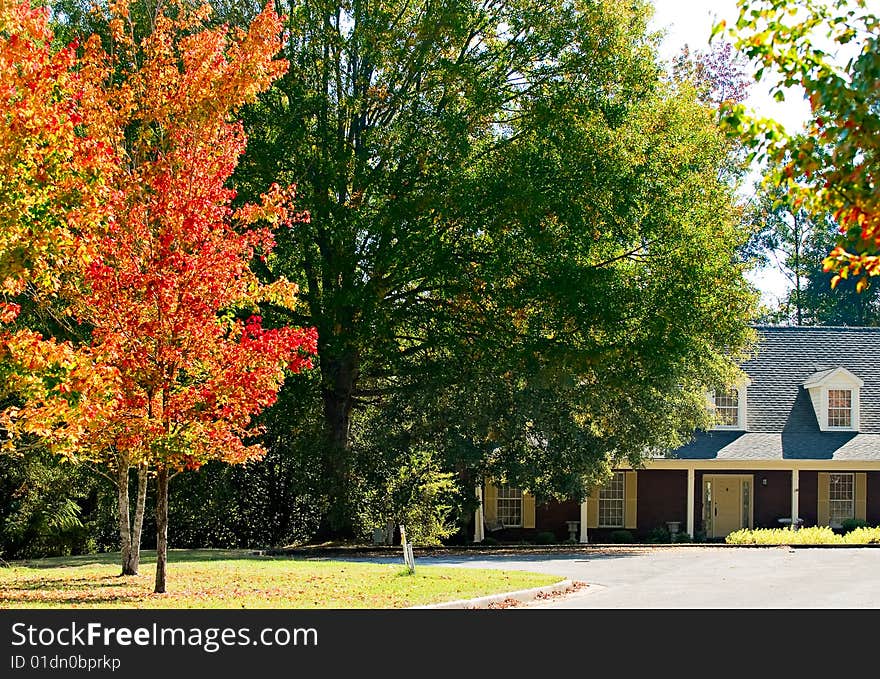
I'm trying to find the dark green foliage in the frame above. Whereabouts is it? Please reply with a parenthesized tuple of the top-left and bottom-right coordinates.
(609, 530, 634, 543)
(647, 526, 671, 543)
(480, 536, 499, 546)
(840, 518, 869, 534)
(0, 451, 116, 559)
(535, 531, 557, 545)
(161, 373, 329, 549)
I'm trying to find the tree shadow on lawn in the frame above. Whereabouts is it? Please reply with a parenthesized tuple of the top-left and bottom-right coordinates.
(0, 573, 153, 607)
(5, 549, 259, 570)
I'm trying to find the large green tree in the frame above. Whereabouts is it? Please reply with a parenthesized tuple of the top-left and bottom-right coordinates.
(220, 0, 758, 533)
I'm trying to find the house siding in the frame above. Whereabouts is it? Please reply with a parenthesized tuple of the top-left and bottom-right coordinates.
(869, 472, 880, 525)
(798, 471, 818, 527)
(536, 499, 580, 540)
(753, 470, 792, 529)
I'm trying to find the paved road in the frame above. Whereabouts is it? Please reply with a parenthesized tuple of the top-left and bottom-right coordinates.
(346, 546, 880, 608)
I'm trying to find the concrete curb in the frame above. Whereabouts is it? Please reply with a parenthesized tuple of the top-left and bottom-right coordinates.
(408, 578, 574, 609)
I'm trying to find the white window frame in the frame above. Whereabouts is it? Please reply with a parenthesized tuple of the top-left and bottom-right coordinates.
(829, 473, 855, 528)
(827, 389, 853, 429)
(496, 485, 522, 528)
(598, 471, 625, 528)
(709, 385, 747, 430)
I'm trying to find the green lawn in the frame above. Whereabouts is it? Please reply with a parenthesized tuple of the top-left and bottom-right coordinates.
(0, 549, 560, 609)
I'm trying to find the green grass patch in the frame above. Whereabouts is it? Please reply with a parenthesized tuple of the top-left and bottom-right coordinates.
(725, 526, 880, 545)
(0, 549, 560, 609)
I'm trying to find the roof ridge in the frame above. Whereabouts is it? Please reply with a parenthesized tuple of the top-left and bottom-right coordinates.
(752, 325, 880, 331)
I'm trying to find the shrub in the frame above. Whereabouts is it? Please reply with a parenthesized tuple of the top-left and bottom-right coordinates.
(480, 536, 499, 546)
(841, 518, 868, 534)
(843, 526, 880, 544)
(672, 531, 692, 543)
(646, 527, 671, 543)
(610, 529, 634, 543)
(725, 525, 880, 545)
(535, 531, 557, 545)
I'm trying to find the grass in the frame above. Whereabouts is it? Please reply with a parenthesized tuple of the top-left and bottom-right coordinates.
(0, 549, 560, 609)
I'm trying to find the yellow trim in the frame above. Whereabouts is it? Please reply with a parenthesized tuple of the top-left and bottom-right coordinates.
(624, 471, 638, 529)
(855, 472, 867, 522)
(817, 472, 830, 527)
(483, 483, 497, 523)
(586, 487, 599, 529)
(522, 492, 536, 529)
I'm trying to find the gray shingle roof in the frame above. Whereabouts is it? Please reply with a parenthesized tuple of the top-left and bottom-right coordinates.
(673, 326, 880, 461)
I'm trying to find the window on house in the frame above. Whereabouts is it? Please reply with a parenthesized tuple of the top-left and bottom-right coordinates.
(496, 485, 522, 527)
(713, 388, 739, 427)
(828, 389, 852, 428)
(829, 473, 854, 527)
(598, 472, 625, 528)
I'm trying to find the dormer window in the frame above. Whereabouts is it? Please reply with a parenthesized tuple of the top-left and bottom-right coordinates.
(804, 367, 862, 432)
(710, 385, 747, 430)
(827, 389, 852, 428)
(714, 389, 739, 426)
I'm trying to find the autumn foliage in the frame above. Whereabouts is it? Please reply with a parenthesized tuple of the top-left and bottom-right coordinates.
(0, 0, 111, 318)
(722, 0, 880, 290)
(0, 0, 316, 590)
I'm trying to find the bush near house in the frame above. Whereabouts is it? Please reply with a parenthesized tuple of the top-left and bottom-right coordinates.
(840, 518, 868, 534)
(535, 531, 557, 545)
(726, 526, 880, 545)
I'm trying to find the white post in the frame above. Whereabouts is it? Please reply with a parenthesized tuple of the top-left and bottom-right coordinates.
(579, 500, 589, 543)
(791, 469, 800, 528)
(474, 485, 485, 543)
(686, 468, 695, 538)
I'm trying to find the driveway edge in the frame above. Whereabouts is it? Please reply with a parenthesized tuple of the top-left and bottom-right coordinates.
(409, 578, 574, 609)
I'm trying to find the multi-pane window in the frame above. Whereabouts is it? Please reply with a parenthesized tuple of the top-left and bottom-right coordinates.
(496, 485, 522, 527)
(714, 388, 739, 427)
(829, 473, 854, 527)
(598, 472, 625, 528)
(828, 390, 852, 428)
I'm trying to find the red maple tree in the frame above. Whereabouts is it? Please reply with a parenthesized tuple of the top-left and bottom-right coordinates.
(2, 1, 317, 593)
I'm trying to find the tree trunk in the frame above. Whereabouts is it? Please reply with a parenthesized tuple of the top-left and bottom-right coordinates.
(320, 352, 359, 536)
(117, 462, 133, 576)
(122, 464, 149, 575)
(154, 465, 169, 594)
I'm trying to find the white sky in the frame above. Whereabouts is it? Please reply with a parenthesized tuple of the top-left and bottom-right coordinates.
(648, 0, 810, 308)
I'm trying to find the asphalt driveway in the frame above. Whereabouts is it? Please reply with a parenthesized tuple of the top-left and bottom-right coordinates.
(344, 546, 880, 608)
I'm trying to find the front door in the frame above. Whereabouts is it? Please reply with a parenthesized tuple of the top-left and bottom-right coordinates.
(704, 475, 753, 538)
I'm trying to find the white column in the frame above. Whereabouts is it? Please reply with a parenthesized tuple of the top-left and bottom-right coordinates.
(791, 469, 800, 526)
(579, 500, 589, 543)
(686, 468, 696, 538)
(473, 485, 484, 543)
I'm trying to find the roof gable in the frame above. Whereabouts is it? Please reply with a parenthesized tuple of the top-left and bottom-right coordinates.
(803, 366, 864, 389)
